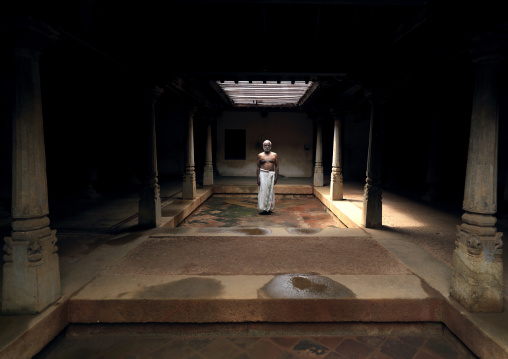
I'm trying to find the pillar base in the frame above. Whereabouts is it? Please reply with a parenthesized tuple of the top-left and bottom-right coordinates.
(183, 173, 196, 200)
(313, 166, 323, 187)
(422, 185, 439, 202)
(450, 225, 503, 312)
(203, 165, 213, 186)
(2, 230, 61, 314)
(139, 183, 161, 228)
(362, 181, 382, 228)
(82, 182, 100, 199)
(330, 168, 343, 200)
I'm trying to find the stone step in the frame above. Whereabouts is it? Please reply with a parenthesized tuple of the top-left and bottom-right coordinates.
(68, 274, 443, 324)
(150, 227, 368, 237)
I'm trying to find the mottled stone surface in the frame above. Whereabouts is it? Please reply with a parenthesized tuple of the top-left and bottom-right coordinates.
(35, 323, 476, 359)
(179, 195, 344, 228)
(109, 236, 410, 275)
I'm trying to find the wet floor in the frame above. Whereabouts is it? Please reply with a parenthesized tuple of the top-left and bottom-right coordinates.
(178, 195, 346, 228)
(35, 324, 477, 359)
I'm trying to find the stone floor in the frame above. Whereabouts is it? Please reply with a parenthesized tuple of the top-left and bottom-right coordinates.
(178, 195, 346, 228)
(35, 323, 476, 359)
(1, 177, 507, 358)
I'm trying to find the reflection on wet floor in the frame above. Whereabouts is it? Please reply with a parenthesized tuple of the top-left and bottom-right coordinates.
(258, 274, 357, 299)
(35, 323, 477, 359)
(179, 195, 346, 228)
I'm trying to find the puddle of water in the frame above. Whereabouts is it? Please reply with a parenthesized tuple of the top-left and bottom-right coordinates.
(291, 276, 327, 293)
(258, 274, 356, 299)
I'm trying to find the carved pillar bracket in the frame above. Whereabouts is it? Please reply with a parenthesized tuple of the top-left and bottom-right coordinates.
(330, 110, 343, 200)
(203, 116, 214, 186)
(450, 29, 507, 312)
(183, 107, 198, 199)
(313, 118, 324, 187)
(1, 17, 61, 314)
(361, 90, 387, 228)
(138, 86, 164, 229)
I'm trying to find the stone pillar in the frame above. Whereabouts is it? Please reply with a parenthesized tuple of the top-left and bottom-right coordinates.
(1, 17, 61, 314)
(422, 110, 439, 202)
(82, 165, 100, 199)
(138, 86, 163, 228)
(313, 119, 324, 187)
(330, 112, 343, 200)
(450, 32, 505, 312)
(362, 90, 385, 228)
(203, 117, 214, 186)
(183, 107, 197, 199)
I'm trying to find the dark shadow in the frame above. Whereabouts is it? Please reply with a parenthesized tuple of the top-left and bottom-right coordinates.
(126, 277, 224, 299)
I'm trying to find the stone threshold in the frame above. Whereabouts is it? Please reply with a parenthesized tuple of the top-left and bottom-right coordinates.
(68, 274, 442, 324)
(150, 227, 368, 237)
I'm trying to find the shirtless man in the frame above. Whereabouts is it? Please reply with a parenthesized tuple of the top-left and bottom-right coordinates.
(257, 140, 279, 214)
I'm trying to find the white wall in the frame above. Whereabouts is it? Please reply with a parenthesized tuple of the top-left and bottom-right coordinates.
(216, 111, 313, 177)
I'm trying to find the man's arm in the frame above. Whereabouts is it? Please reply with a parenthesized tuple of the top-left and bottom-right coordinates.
(274, 154, 279, 184)
(257, 154, 261, 185)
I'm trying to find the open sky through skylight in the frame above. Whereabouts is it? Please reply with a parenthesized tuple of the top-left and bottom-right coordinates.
(217, 81, 314, 107)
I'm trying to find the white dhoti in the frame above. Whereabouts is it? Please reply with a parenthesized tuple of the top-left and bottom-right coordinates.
(258, 169, 275, 211)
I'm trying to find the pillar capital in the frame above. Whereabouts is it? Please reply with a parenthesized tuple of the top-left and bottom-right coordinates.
(470, 26, 508, 64)
(330, 110, 344, 121)
(363, 89, 388, 105)
(330, 102, 345, 115)
(135, 85, 164, 102)
(187, 106, 199, 117)
(149, 86, 164, 101)
(313, 116, 326, 125)
(0, 16, 59, 52)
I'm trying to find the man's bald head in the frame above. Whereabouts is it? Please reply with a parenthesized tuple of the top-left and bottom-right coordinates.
(263, 140, 272, 153)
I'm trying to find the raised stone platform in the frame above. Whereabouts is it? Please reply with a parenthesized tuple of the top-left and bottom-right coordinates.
(68, 274, 442, 323)
(160, 187, 213, 227)
(313, 186, 362, 228)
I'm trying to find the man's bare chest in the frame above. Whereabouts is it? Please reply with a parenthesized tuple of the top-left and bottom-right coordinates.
(260, 155, 276, 163)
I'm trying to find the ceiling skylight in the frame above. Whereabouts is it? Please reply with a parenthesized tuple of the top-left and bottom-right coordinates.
(216, 81, 314, 107)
